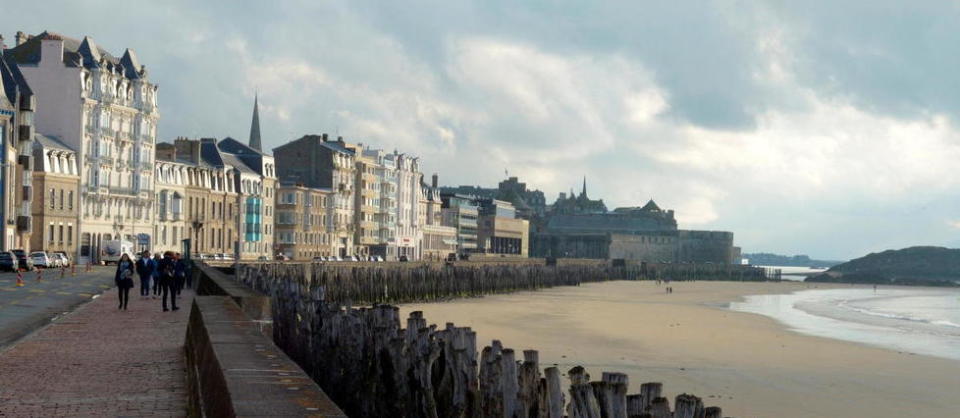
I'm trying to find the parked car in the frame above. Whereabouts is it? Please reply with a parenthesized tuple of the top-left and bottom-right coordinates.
(372, 255, 384, 262)
(399, 255, 409, 262)
(31, 251, 53, 268)
(46, 253, 63, 268)
(221, 253, 235, 261)
(0, 251, 17, 272)
(256, 256, 269, 261)
(312, 256, 325, 262)
(53, 251, 71, 267)
(11, 250, 33, 271)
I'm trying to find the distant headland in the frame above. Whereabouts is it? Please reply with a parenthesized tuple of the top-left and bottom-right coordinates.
(743, 252, 843, 268)
(806, 246, 960, 287)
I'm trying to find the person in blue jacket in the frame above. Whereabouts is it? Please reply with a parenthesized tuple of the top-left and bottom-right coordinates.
(136, 250, 155, 299)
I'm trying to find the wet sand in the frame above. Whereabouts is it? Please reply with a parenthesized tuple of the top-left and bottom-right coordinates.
(400, 280, 960, 418)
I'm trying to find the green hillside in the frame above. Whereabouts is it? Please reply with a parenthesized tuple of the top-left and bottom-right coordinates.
(805, 246, 960, 286)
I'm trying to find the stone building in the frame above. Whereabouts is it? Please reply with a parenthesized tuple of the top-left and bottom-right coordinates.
(276, 184, 333, 260)
(476, 198, 529, 257)
(440, 175, 547, 219)
(273, 134, 356, 258)
(218, 137, 276, 260)
(152, 155, 186, 254)
(0, 47, 36, 251)
(352, 146, 385, 259)
(30, 134, 78, 254)
(419, 174, 456, 261)
(6, 31, 159, 263)
(534, 198, 737, 264)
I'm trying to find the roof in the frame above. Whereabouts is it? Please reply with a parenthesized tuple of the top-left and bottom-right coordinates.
(5, 32, 143, 80)
(545, 213, 677, 234)
(218, 136, 269, 156)
(34, 133, 74, 152)
(1, 54, 33, 105)
(273, 134, 356, 156)
(641, 199, 661, 211)
(220, 153, 257, 175)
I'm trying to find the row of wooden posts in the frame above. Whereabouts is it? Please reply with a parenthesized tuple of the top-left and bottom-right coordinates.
(222, 262, 739, 417)
(232, 261, 775, 306)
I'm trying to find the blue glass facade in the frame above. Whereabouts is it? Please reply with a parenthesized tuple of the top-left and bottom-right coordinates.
(245, 197, 262, 242)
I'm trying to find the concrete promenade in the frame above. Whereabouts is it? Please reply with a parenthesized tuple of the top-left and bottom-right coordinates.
(0, 283, 191, 416)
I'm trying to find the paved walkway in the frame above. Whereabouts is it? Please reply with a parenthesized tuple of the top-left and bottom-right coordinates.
(0, 285, 192, 416)
(0, 266, 116, 349)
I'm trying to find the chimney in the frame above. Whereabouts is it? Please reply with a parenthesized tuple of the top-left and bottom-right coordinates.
(321, 133, 328, 142)
(337, 136, 344, 144)
(431, 173, 438, 189)
(15, 31, 27, 47)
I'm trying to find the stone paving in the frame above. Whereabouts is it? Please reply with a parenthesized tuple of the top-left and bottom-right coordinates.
(0, 266, 117, 349)
(0, 285, 192, 417)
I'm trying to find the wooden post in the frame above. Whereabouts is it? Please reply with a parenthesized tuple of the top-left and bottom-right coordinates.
(567, 366, 601, 418)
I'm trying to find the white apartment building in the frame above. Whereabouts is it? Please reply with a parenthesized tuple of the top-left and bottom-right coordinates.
(7, 32, 159, 263)
(395, 153, 422, 259)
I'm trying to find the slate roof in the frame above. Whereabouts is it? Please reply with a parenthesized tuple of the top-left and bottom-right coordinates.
(5, 31, 143, 80)
(220, 153, 258, 175)
(34, 133, 74, 152)
(641, 199, 661, 211)
(1, 54, 32, 105)
(545, 213, 677, 234)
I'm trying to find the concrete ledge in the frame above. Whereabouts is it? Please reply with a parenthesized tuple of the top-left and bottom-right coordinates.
(185, 296, 346, 417)
(195, 263, 271, 323)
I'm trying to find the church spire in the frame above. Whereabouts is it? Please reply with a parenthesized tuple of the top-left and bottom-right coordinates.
(249, 93, 262, 151)
(581, 176, 587, 198)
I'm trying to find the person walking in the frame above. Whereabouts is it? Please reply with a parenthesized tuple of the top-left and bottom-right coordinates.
(136, 250, 155, 299)
(173, 253, 186, 297)
(151, 253, 162, 299)
(115, 253, 135, 311)
(158, 251, 178, 312)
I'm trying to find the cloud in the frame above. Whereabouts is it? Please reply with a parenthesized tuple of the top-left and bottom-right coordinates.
(3, 0, 960, 259)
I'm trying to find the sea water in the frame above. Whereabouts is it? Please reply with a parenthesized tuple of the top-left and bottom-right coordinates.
(729, 287, 960, 361)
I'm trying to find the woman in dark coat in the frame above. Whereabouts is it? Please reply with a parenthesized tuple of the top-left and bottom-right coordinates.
(115, 253, 135, 310)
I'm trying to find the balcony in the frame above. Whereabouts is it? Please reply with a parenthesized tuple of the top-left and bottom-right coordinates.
(99, 156, 114, 165)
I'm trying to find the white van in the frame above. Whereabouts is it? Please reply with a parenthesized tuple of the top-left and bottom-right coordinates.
(102, 240, 136, 265)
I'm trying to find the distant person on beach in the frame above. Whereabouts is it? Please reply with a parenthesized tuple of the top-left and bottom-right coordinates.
(136, 250, 155, 299)
(157, 252, 178, 312)
(115, 253, 135, 311)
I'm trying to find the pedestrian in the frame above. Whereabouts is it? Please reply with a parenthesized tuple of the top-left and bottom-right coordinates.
(173, 253, 186, 297)
(158, 251, 178, 312)
(183, 254, 193, 290)
(151, 253, 162, 298)
(115, 253, 135, 311)
(136, 250, 155, 299)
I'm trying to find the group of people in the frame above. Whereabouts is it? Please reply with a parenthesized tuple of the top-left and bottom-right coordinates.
(114, 250, 190, 311)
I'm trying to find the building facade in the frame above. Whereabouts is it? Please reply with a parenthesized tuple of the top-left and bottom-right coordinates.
(394, 153, 421, 259)
(153, 157, 186, 254)
(441, 193, 479, 256)
(276, 184, 332, 260)
(30, 134, 78, 255)
(419, 174, 456, 261)
(0, 48, 36, 252)
(7, 32, 159, 263)
(476, 198, 529, 257)
(273, 134, 356, 258)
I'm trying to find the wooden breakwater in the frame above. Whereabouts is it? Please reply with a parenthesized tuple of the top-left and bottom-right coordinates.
(231, 261, 775, 305)
(266, 288, 726, 417)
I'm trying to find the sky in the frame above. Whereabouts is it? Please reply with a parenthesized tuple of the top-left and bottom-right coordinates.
(3, 1, 959, 260)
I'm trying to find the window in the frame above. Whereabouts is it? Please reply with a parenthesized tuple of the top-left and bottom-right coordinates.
(58, 225, 64, 244)
(68, 191, 74, 210)
(49, 188, 55, 209)
(67, 226, 73, 245)
(48, 224, 54, 243)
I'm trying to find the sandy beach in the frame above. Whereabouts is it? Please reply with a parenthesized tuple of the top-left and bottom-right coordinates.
(400, 280, 960, 418)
